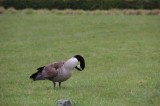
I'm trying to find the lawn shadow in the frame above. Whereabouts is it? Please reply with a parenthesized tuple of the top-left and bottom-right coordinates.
(45, 85, 72, 91)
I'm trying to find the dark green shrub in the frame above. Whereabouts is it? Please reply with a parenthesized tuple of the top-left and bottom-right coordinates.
(2, 0, 160, 10)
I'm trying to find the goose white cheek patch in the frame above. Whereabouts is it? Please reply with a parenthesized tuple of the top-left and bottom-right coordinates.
(77, 64, 82, 70)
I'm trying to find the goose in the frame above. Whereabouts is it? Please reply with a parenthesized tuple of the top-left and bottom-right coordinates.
(30, 55, 85, 89)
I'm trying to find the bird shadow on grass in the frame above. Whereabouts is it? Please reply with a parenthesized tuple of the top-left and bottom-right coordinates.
(45, 86, 72, 91)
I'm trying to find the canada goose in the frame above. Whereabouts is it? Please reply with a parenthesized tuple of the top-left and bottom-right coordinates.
(30, 55, 85, 89)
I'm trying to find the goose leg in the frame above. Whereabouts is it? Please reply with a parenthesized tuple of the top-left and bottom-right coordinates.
(59, 82, 61, 88)
(53, 82, 56, 89)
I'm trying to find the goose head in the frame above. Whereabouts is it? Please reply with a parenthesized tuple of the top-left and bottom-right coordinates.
(74, 55, 85, 71)
(64, 55, 85, 71)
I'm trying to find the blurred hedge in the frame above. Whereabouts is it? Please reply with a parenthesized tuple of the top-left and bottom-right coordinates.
(1, 0, 160, 10)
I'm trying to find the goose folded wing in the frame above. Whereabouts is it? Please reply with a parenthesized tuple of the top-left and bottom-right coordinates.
(42, 62, 64, 79)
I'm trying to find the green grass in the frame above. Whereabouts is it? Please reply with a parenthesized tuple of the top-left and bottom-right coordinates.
(0, 12, 160, 106)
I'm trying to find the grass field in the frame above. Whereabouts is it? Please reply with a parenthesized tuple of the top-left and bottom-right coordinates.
(0, 11, 160, 106)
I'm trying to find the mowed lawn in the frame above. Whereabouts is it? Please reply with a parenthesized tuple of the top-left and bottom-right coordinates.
(0, 12, 160, 106)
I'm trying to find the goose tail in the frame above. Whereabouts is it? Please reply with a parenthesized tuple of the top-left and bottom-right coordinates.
(30, 66, 45, 81)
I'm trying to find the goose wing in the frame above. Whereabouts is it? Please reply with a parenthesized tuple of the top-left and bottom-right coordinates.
(41, 61, 64, 79)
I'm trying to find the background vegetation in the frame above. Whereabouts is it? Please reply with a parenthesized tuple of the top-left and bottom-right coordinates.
(0, 11, 160, 105)
(1, 0, 160, 10)
(0, 7, 160, 15)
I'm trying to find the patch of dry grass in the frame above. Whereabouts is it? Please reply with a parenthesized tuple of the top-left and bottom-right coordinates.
(50, 9, 160, 15)
(122, 9, 160, 15)
(5, 7, 17, 13)
(0, 7, 5, 14)
(20, 8, 35, 14)
(1, 7, 160, 15)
